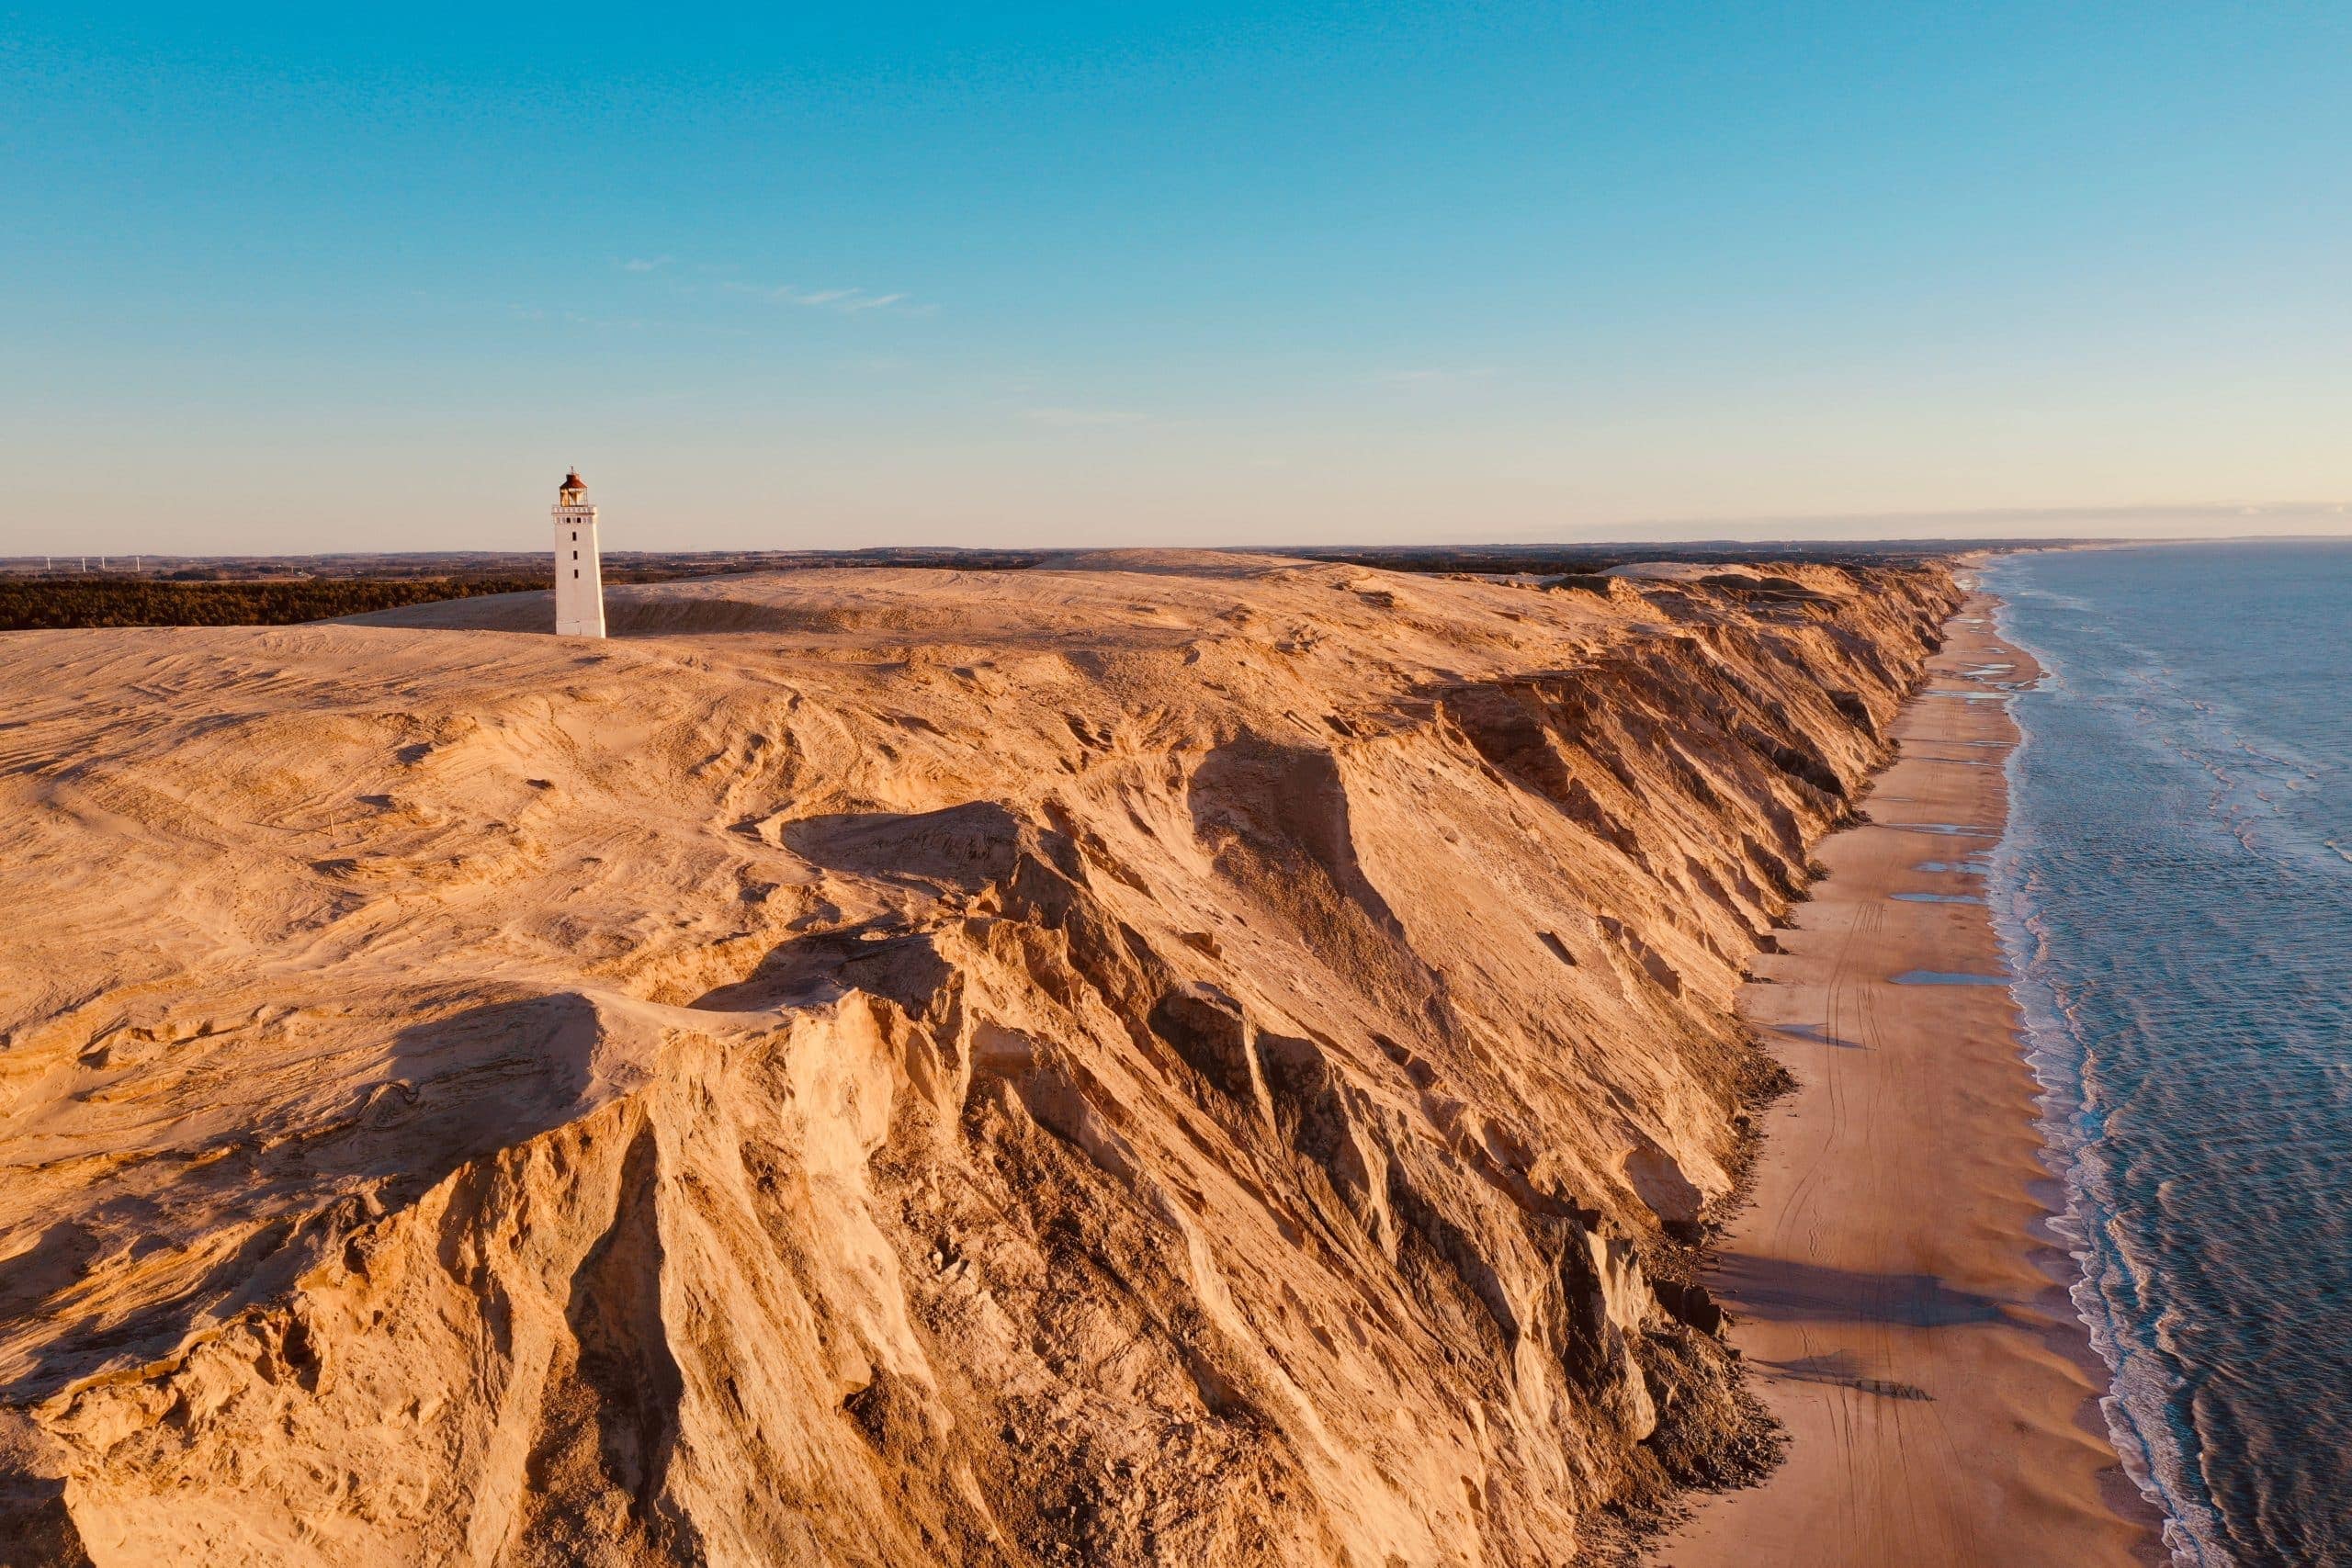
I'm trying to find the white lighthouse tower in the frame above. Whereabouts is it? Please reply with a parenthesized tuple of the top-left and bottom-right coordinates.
(550, 469, 606, 637)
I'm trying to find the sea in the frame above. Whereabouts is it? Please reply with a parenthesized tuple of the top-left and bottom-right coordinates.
(1983, 541, 2352, 1567)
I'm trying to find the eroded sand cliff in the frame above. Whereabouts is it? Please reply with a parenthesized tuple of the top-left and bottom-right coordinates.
(0, 553, 1956, 1565)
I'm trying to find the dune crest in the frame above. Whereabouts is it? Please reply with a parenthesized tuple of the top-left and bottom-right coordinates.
(0, 558, 1956, 1565)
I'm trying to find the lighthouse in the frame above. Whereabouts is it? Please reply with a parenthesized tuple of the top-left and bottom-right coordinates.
(551, 469, 606, 637)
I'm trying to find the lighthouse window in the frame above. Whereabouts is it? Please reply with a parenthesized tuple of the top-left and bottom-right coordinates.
(571, 532, 577, 541)
(572, 569, 580, 579)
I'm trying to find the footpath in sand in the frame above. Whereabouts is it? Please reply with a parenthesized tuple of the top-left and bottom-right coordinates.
(1657, 589, 2159, 1566)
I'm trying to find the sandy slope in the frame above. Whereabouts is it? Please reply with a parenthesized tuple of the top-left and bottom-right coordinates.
(0, 553, 1952, 1566)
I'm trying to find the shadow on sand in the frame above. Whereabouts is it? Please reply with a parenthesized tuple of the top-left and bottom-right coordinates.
(1710, 1254, 2017, 1329)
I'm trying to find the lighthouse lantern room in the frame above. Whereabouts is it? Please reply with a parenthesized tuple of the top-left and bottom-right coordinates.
(551, 469, 606, 637)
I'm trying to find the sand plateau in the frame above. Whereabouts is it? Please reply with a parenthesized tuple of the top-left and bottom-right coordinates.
(0, 552, 1955, 1566)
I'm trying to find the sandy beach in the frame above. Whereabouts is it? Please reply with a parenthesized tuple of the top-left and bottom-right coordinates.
(1657, 587, 2160, 1566)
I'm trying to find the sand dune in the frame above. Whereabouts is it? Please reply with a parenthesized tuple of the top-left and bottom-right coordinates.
(0, 555, 1954, 1565)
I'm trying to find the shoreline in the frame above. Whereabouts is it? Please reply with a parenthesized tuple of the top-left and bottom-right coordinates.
(1654, 585, 2163, 1566)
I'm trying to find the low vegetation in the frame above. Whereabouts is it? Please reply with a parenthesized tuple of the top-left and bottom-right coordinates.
(0, 577, 552, 631)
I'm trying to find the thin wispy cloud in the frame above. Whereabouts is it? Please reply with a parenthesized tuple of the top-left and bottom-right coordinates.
(1022, 406, 1149, 429)
(617, 255, 672, 273)
(723, 280, 929, 316)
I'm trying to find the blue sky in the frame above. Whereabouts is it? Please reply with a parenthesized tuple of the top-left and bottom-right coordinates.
(6, 2, 2349, 553)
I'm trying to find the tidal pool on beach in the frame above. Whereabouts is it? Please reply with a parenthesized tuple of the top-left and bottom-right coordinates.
(1889, 969, 2011, 986)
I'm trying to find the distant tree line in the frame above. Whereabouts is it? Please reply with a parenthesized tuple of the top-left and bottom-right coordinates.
(0, 576, 554, 631)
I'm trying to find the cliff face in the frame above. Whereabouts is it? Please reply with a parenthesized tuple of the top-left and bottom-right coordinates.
(0, 555, 1957, 1566)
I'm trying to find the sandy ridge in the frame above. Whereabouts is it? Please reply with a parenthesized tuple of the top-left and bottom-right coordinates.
(3, 555, 1953, 1565)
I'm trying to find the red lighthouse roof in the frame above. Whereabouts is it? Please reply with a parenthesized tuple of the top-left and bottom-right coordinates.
(559, 469, 587, 495)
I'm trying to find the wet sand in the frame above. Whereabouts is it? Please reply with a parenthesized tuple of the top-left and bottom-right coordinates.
(1657, 590, 2162, 1566)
